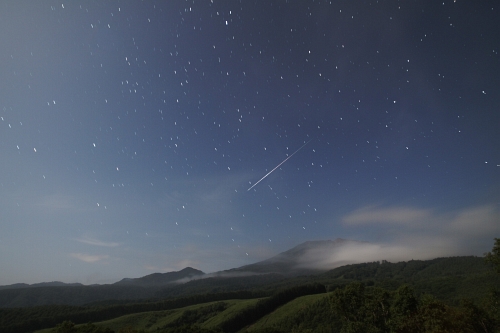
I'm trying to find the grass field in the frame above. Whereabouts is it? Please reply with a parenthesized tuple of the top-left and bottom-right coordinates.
(35, 298, 263, 333)
(202, 298, 264, 330)
(25, 256, 499, 333)
(244, 293, 327, 332)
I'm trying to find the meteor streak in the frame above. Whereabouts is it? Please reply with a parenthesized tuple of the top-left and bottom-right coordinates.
(247, 139, 312, 191)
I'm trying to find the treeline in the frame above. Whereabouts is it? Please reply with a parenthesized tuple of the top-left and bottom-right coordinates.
(23, 284, 327, 333)
(3, 253, 500, 332)
(20, 283, 500, 333)
(0, 290, 265, 333)
(154, 273, 285, 299)
(50, 283, 500, 333)
(320, 256, 490, 282)
(0, 257, 495, 309)
(328, 283, 499, 333)
(249, 283, 500, 333)
(0, 274, 286, 308)
(315, 256, 500, 305)
(0, 285, 150, 308)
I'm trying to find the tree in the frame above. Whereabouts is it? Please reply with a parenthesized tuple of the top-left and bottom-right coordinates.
(54, 320, 77, 333)
(387, 285, 422, 333)
(330, 283, 387, 333)
(483, 238, 500, 330)
(484, 238, 500, 273)
(459, 299, 495, 333)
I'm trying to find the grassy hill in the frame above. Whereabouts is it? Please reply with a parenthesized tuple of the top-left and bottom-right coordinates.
(33, 282, 499, 333)
(0, 254, 492, 308)
(35, 299, 262, 333)
(1, 256, 498, 333)
(245, 293, 329, 331)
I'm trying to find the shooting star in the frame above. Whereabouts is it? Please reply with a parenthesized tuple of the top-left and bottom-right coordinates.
(247, 139, 312, 191)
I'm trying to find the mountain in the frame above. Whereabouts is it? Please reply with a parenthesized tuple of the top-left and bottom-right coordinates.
(0, 267, 203, 290)
(0, 281, 83, 290)
(1, 239, 496, 308)
(113, 267, 204, 287)
(2, 257, 498, 333)
(0, 268, 205, 307)
(229, 238, 365, 276)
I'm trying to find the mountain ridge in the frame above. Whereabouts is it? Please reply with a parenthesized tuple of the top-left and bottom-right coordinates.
(1, 238, 494, 309)
(0, 267, 204, 290)
(113, 267, 204, 287)
(0, 238, 404, 288)
(227, 238, 366, 276)
(0, 281, 84, 290)
(0, 256, 494, 308)
(1, 239, 349, 288)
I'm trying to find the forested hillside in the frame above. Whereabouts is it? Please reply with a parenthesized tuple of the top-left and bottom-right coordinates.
(1, 254, 499, 333)
(1, 256, 495, 308)
(29, 282, 499, 333)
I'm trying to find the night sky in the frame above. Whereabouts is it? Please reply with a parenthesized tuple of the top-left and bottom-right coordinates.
(1, 1, 499, 285)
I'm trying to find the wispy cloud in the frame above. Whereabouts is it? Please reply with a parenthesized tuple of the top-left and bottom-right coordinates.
(172, 271, 264, 284)
(447, 204, 499, 237)
(281, 203, 500, 271)
(342, 205, 432, 226)
(75, 236, 120, 247)
(70, 253, 109, 263)
(342, 203, 499, 239)
(294, 240, 458, 271)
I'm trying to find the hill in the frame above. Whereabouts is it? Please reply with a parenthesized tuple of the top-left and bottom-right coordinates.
(0, 256, 498, 332)
(113, 267, 204, 287)
(27, 277, 499, 333)
(0, 267, 204, 308)
(0, 238, 492, 307)
(0, 282, 84, 291)
(0, 239, 498, 308)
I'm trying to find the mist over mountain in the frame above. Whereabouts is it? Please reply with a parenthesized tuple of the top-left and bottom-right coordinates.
(227, 237, 444, 276)
(229, 239, 365, 276)
(0, 238, 496, 308)
(0, 238, 449, 289)
(113, 267, 204, 287)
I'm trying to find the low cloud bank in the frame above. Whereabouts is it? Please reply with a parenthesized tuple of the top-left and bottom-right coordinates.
(294, 239, 458, 271)
(296, 203, 499, 271)
(172, 270, 264, 284)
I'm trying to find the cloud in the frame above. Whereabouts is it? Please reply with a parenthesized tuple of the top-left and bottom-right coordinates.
(171, 270, 264, 284)
(447, 205, 499, 237)
(294, 240, 459, 271)
(342, 205, 432, 226)
(75, 236, 120, 247)
(70, 253, 109, 263)
(284, 203, 500, 271)
(341, 204, 499, 239)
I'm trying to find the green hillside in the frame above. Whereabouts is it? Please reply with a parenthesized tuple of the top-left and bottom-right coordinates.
(35, 299, 261, 333)
(245, 293, 328, 331)
(1, 255, 498, 333)
(34, 283, 499, 333)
